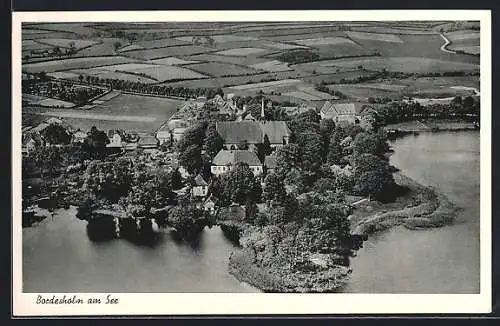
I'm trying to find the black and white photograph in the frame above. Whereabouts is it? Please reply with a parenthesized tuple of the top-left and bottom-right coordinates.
(12, 10, 491, 315)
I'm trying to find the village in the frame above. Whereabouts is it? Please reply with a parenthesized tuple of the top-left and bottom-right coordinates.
(22, 90, 374, 229)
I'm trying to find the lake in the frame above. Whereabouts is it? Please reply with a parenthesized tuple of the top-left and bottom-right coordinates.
(22, 130, 480, 293)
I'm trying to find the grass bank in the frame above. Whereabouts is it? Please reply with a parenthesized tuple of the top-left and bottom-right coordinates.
(350, 172, 459, 236)
(228, 249, 351, 293)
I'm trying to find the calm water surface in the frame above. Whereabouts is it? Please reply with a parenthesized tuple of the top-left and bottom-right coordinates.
(345, 130, 480, 293)
(23, 131, 480, 293)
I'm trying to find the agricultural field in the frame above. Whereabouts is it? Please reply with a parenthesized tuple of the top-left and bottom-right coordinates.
(185, 53, 270, 66)
(133, 66, 208, 81)
(86, 93, 184, 125)
(23, 23, 98, 36)
(326, 76, 479, 101)
(36, 38, 100, 49)
(249, 60, 292, 72)
(346, 31, 405, 43)
(185, 62, 259, 77)
(293, 36, 356, 46)
(228, 79, 303, 91)
(214, 47, 269, 56)
(283, 86, 334, 101)
(349, 26, 436, 35)
(22, 56, 139, 73)
(78, 38, 127, 57)
(118, 44, 144, 52)
(176, 35, 258, 43)
(134, 38, 189, 49)
(149, 57, 199, 65)
(159, 73, 270, 89)
(445, 30, 480, 55)
(123, 45, 212, 60)
(320, 56, 479, 73)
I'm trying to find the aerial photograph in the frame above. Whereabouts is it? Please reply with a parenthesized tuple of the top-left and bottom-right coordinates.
(21, 20, 480, 294)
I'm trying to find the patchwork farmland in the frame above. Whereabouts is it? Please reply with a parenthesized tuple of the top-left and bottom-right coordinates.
(22, 21, 481, 130)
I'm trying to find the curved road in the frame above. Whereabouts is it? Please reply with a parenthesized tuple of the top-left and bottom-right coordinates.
(439, 33, 456, 54)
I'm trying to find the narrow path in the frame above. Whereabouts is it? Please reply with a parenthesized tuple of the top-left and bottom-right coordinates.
(439, 33, 456, 54)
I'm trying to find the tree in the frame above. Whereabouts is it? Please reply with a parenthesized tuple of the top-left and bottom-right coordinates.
(262, 173, 287, 204)
(167, 204, 206, 237)
(204, 124, 224, 158)
(82, 126, 109, 159)
(353, 153, 394, 199)
(42, 124, 71, 145)
(352, 131, 390, 159)
(178, 144, 202, 175)
(113, 41, 122, 51)
(294, 109, 320, 124)
(275, 143, 301, 178)
(296, 132, 324, 171)
(84, 158, 133, 202)
(212, 163, 262, 206)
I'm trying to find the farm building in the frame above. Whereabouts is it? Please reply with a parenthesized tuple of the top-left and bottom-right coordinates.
(216, 121, 263, 149)
(203, 195, 217, 215)
(106, 130, 123, 148)
(259, 121, 291, 148)
(281, 105, 316, 117)
(211, 149, 263, 176)
(320, 101, 366, 124)
(138, 134, 158, 149)
(191, 174, 209, 198)
(216, 120, 291, 149)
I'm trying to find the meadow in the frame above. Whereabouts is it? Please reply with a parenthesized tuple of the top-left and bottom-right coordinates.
(123, 45, 212, 60)
(186, 62, 259, 77)
(22, 56, 138, 73)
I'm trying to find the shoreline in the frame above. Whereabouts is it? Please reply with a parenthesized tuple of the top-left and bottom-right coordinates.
(384, 119, 478, 134)
(228, 172, 460, 293)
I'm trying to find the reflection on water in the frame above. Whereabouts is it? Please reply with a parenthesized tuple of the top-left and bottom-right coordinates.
(344, 131, 480, 293)
(23, 207, 256, 293)
(23, 131, 480, 293)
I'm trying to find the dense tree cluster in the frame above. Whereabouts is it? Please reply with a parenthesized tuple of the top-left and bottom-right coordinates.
(22, 80, 105, 106)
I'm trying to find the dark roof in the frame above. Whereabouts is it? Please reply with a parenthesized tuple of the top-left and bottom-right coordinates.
(212, 150, 262, 166)
(259, 121, 291, 144)
(138, 135, 158, 147)
(216, 121, 263, 144)
(193, 174, 209, 186)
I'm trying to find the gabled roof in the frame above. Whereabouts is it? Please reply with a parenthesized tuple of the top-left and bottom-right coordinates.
(138, 135, 158, 147)
(259, 121, 291, 144)
(264, 154, 277, 169)
(107, 130, 122, 138)
(321, 101, 366, 117)
(216, 121, 263, 144)
(212, 150, 262, 166)
(193, 174, 209, 186)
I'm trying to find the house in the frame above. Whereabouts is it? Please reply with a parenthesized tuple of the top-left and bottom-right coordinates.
(216, 121, 263, 149)
(22, 135, 40, 156)
(264, 154, 278, 175)
(138, 134, 158, 149)
(203, 195, 217, 215)
(156, 124, 172, 145)
(72, 129, 88, 143)
(259, 121, 291, 148)
(216, 120, 291, 149)
(320, 101, 365, 124)
(281, 106, 315, 117)
(211, 149, 263, 176)
(191, 174, 209, 198)
(106, 130, 123, 148)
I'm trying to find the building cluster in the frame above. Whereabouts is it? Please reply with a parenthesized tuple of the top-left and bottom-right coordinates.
(22, 94, 368, 221)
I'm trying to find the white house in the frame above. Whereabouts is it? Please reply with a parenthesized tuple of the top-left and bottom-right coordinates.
(191, 174, 209, 198)
(320, 101, 364, 124)
(106, 130, 123, 148)
(211, 150, 263, 176)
